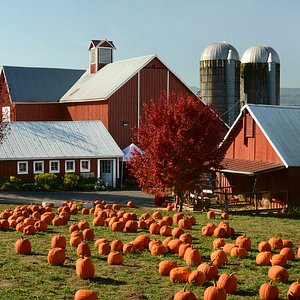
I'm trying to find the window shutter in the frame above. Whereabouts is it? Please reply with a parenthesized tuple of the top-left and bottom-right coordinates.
(245, 114, 254, 138)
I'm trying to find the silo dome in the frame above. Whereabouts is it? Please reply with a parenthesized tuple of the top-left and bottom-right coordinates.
(200, 42, 239, 61)
(241, 44, 280, 64)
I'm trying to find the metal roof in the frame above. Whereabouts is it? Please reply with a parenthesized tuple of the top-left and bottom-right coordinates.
(0, 121, 123, 160)
(241, 45, 280, 64)
(2, 66, 85, 103)
(200, 42, 239, 61)
(223, 104, 300, 167)
(60, 54, 156, 103)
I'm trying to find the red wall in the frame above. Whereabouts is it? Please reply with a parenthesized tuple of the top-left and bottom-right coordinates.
(225, 114, 282, 164)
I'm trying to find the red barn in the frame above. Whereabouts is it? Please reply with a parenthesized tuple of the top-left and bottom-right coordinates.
(0, 39, 197, 149)
(218, 104, 300, 208)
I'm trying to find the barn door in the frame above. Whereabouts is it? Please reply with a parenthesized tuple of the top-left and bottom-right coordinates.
(98, 159, 113, 187)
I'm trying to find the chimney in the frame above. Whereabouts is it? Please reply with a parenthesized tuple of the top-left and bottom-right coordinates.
(88, 39, 116, 74)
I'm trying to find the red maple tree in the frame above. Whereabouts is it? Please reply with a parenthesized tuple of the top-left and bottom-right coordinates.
(127, 93, 226, 210)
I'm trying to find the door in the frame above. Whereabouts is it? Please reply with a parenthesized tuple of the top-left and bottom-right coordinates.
(98, 159, 113, 187)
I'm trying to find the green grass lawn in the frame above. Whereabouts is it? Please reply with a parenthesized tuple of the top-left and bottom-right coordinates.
(0, 202, 299, 300)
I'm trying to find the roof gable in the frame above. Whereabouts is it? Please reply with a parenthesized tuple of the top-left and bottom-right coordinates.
(0, 121, 123, 160)
(223, 104, 300, 167)
(2, 66, 85, 103)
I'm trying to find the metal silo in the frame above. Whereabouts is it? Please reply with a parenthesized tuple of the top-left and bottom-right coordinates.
(200, 42, 240, 126)
(240, 44, 280, 106)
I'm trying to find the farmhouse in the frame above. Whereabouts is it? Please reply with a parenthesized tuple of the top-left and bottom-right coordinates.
(0, 39, 197, 149)
(218, 104, 300, 208)
(0, 121, 123, 187)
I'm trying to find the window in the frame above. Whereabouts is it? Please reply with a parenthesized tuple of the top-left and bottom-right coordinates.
(49, 160, 60, 173)
(99, 48, 112, 64)
(101, 160, 111, 173)
(34, 161, 44, 174)
(65, 160, 75, 173)
(245, 114, 254, 138)
(17, 161, 28, 175)
(80, 159, 90, 172)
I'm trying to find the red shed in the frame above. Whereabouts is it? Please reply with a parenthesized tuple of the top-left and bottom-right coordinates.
(218, 104, 300, 208)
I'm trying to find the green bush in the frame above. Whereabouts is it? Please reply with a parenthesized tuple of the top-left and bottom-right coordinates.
(34, 173, 59, 190)
(63, 173, 81, 190)
(0, 176, 21, 190)
(20, 182, 36, 190)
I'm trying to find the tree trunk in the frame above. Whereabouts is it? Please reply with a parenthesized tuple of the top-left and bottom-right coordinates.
(178, 192, 184, 212)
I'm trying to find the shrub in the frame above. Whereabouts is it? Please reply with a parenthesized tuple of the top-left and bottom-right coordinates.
(63, 173, 81, 190)
(35, 173, 59, 190)
(0, 176, 21, 190)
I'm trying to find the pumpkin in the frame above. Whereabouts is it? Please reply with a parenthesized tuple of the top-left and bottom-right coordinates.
(222, 243, 236, 254)
(217, 273, 238, 294)
(74, 289, 98, 300)
(137, 220, 148, 229)
(173, 212, 184, 224)
(110, 239, 123, 252)
(82, 228, 95, 241)
(258, 241, 271, 252)
(160, 225, 172, 236)
(256, 252, 273, 266)
(268, 265, 289, 282)
(125, 220, 138, 232)
(235, 235, 251, 251)
(15, 237, 31, 255)
(157, 219, 168, 227)
(23, 225, 36, 235)
(168, 239, 183, 254)
(158, 260, 178, 276)
(107, 251, 124, 265)
(230, 247, 247, 258)
(207, 211, 216, 219)
(204, 285, 227, 300)
(76, 257, 95, 279)
(184, 247, 202, 266)
(150, 243, 166, 256)
(169, 267, 191, 283)
(70, 236, 82, 248)
(179, 233, 193, 244)
(268, 237, 283, 251)
(287, 281, 300, 299)
(213, 238, 226, 249)
(81, 207, 90, 215)
(93, 216, 105, 227)
(282, 239, 293, 248)
(47, 247, 66, 265)
(162, 215, 173, 226)
(78, 220, 90, 231)
(94, 238, 109, 248)
(133, 235, 150, 250)
(188, 270, 206, 286)
(111, 221, 125, 232)
(210, 250, 228, 266)
(123, 242, 136, 253)
(152, 211, 162, 219)
(271, 254, 288, 267)
(213, 227, 226, 238)
(126, 201, 135, 208)
(178, 243, 192, 258)
(149, 223, 160, 234)
(280, 247, 295, 261)
(51, 235, 66, 249)
(98, 242, 111, 255)
(178, 218, 192, 229)
(174, 286, 197, 300)
(220, 212, 229, 220)
(202, 225, 213, 236)
(259, 281, 279, 300)
(197, 262, 218, 281)
(172, 227, 184, 238)
(77, 242, 91, 257)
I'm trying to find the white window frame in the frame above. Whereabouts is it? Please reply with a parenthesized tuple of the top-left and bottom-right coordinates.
(80, 159, 90, 172)
(65, 160, 75, 173)
(33, 161, 44, 174)
(17, 161, 28, 175)
(49, 160, 60, 173)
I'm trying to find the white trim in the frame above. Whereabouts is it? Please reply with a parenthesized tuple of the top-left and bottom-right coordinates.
(80, 159, 90, 172)
(65, 160, 75, 173)
(137, 70, 140, 129)
(33, 160, 44, 174)
(49, 160, 60, 173)
(17, 161, 28, 175)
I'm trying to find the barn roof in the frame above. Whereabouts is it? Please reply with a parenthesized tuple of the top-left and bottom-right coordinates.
(1, 66, 85, 103)
(223, 104, 300, 167)
(60, 54, 195, 103)
(0, 121, 123, 160)
(60, 54, 156, 103)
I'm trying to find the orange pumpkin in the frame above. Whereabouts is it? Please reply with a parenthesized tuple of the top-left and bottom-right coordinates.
(51, 235, 66, 249)
(74, 289, 98, 300)
(169, 267, 191, 283)
(15, 237, 31, 255)
(197, 262, 218, 281)
(184, 247, 202, 266)
(217, 273, 238, 294)
(174, 287, 197, 300)
(268, 266, 289, 282)
(256, 252, 273, 266)
(107, 251, 124, 265)
(268, 237, 283, 251)
(158, 260, 178, 276)
(204, 285, 227, 300)
(210, 250, 228, 266)
(77, 242, 91, 257)
(287, 281, 300, 300)
(47, 247, 66, 265)
(258, 241, 271, 252)
(259, 281, 279, 300)
(76, 257, 95, 279)
(188, 270, 206, 286)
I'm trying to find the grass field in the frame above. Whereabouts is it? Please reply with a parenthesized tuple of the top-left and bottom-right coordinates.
(0, 202, 299, 300)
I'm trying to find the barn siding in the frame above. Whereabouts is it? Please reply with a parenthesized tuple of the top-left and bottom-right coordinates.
(63, 101, 109, 128)
(288, 167, 300, 207)
(0, 158, 99, 182)
(108, 75, 138, 149)
(225, 114, 282, 164)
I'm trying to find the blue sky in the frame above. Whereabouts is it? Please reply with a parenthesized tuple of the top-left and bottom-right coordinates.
(1, 0, 299, 88)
